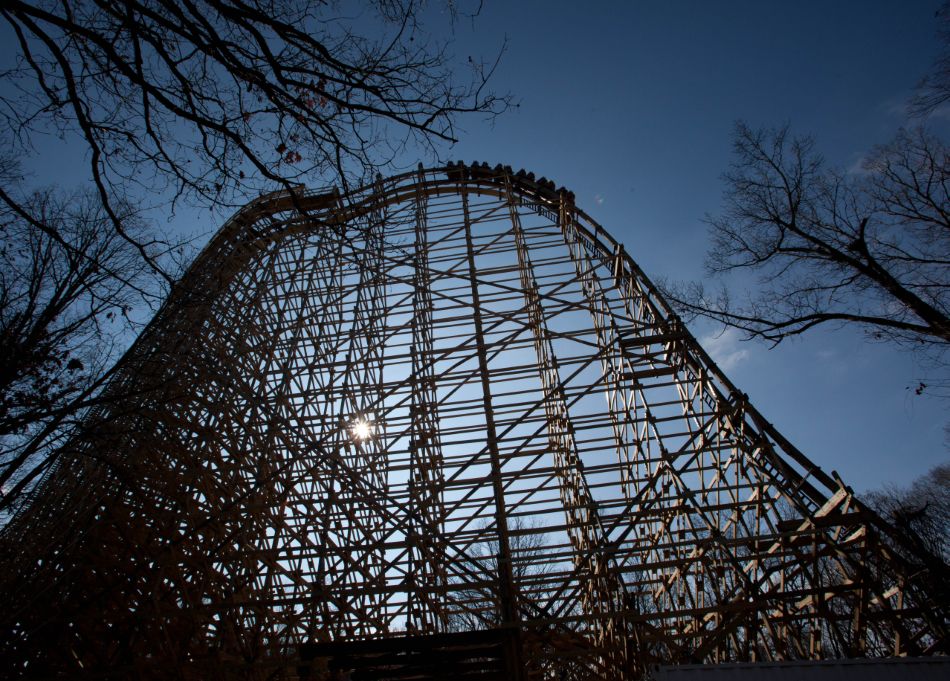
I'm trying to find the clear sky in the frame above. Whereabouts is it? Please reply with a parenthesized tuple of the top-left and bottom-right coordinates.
(428, 1, 950, 494)
(3, 1, 947, 495)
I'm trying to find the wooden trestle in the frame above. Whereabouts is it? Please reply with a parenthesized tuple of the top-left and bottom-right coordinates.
(0, 163, 946, 679)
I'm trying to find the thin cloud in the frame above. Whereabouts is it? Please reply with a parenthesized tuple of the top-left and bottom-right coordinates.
(846, 154, 871, 176)
(700, 327, 750, 372)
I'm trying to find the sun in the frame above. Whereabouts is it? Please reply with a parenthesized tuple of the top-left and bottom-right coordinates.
(350, 419, 373, 441)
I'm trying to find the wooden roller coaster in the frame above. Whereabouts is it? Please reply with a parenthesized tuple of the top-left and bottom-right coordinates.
(0, 164, 946, 679)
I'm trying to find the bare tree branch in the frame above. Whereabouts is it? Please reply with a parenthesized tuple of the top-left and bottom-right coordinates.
(1, 0, 510, 275)
(0, 185, 167, 517)
(662, 123, 950, 364)
(910, 2, 950, 118)
(864, 463, 950, 564)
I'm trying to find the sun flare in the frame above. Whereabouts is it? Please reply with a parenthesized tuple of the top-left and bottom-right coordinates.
(350, 419, 373, 441)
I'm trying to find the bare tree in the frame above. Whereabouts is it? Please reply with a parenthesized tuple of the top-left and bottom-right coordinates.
(664, 5, 950, 394)
(0, 178, 167, 517)
(664, 123, 949, 367)
(447, 520, 596, 680)
(864, 463, 950, 563)
(911, 2, 950, 117)
(449, 519, 557, 632)
(1, 0, 508, 275)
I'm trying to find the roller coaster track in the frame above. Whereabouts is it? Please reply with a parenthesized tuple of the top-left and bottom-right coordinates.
(1, 163, 946, 679)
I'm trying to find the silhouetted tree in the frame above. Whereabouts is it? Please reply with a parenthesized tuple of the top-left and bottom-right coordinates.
(665, 124, 949, 360)
(0, 174, 167, 517)
(664, 7, 950, 396)
(446, 520, 606, 679)
(911, 2, 950, 117)
(449, 519, 556, 632)
(864, 463, 950, 563)
(1, 0, 508, 276)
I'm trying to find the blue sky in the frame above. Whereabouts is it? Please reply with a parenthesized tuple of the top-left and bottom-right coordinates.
(3, 2, 947, 494)
(429, 1, 949, 493)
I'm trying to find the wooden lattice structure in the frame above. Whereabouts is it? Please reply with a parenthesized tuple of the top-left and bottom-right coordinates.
(1, 164, 947, 679)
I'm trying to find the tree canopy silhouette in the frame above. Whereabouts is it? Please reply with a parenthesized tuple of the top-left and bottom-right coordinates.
(1, 0, 507, 275)
(666, 123, 949, 356)
(910, 2, 950, 117)
(663, 9, 950, 389)
(0, 179, 162, 516)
